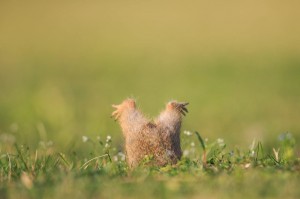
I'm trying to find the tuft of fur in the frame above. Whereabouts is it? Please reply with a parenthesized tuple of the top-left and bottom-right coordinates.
(112, 98, 188, 168)
(155, 101, 189, 163)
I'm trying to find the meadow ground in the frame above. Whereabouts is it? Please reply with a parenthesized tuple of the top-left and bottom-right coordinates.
(1, 1, 300, 198)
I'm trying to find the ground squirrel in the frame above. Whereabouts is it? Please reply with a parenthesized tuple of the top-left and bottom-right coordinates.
(112, 99, 188, 168)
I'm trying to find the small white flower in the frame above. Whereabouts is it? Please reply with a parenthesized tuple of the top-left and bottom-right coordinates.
(118, 152, 126, 161)
(217, 138, 225, 147)
(106, 135, 112, 142)
(82, 136, 89, 143)
(183, 149, 189, 156)
(113, 156, 118, 162)
(184, 131, 192, 136)
(190, 142, 195, 147)
(105, 143, 109, 148)
(217, 138, 224, 144)
(244, 163, 251, 169)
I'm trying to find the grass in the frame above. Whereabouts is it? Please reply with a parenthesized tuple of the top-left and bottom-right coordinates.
(1, 1, 300, 198)
(0, 132, 299, 199)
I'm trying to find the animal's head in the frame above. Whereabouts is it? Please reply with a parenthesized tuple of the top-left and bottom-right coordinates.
(166, 101, 189, 116)
(111, 98, 136, 120)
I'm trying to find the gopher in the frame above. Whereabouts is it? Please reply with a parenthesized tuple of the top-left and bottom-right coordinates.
(112, 98, 188, 167)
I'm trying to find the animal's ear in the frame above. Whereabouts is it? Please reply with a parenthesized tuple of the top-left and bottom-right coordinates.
(125, 98, 136, 108)
(166, 101, 177, 109)
(178, 102, 189, 116)
(166, 101, 189, 116)
(179, 102, 189, 106)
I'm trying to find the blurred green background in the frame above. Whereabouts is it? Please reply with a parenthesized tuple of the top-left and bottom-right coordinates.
(1, 0, 300, 151)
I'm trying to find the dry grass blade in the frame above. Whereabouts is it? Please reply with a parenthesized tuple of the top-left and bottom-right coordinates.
(7, 153, 12, 182)
(80, 154, 109, 170)
(57, 153, 71, 168)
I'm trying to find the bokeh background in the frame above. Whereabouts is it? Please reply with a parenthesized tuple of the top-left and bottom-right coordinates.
(1, 0, 300, 152)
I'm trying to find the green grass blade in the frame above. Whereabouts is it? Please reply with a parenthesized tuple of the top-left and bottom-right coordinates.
(14, 144, 29, 172)
(195, 131, 206, 151)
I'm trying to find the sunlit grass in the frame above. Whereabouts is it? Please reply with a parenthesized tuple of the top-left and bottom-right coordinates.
(0, 132, 299, 199)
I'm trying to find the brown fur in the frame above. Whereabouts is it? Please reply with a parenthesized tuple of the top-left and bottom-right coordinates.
(112, 99, 188, 168)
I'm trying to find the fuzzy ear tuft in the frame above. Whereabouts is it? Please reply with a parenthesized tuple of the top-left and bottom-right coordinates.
(166, 101, 189, 116)
(126, 98, 136, 108)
